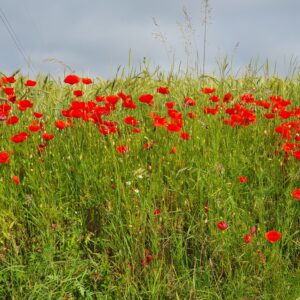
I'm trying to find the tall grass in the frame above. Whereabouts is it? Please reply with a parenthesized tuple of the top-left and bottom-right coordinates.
(0, 66, 299, 299)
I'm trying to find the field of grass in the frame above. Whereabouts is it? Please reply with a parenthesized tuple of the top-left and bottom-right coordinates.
(0, 69, 300, 299)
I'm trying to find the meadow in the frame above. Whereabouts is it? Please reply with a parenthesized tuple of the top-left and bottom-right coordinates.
(0, 69, 300, 299)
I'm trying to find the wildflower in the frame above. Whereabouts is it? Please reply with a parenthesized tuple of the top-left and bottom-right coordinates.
(217, 221, 229, 230)
(42, 133, 55, 141)
(139, 94, 153, 106)
(124, 116, 139, 127)
(18, 100, 33, 111)
(165, 102, 175, 109)
(210, 95, 220, 102)
(11, 132, 30, 143)
(12, 175, 19, 185)
(132, 128, 142, 133)
(187, 112, 196, 119)
(184, 97, 196, 107)
(6, 116, 19, 125)
(64, 74, 80, 85)
(294, 150, 300, 160)
(152, 115, 168, 127)
(153, 208, 161, 215)
(223, 92, 234, 103)
(117, 145, 128, 155)
(0, 151, 9, 164)
(170, 147, 177, 154)
(239, 176, 247, 183)
(166, 123, 181, 132)
(34, 112, 44, 118)
(5, 76, 15, 83)
(264, 113, 275, 119)
(0, 114, 7, 121)
(3, 87, 14, 95)
(73, 90, 83, 97)
(180, 132, 189, 140)
(291, 189, 300, 200)
(244, 234, 251, 244)
(82, 77, 93, 84)
(25, 79, 37, 87)
(204, 106, 218, 115)
(55, 120, 68, 130)
(265, 230, 282, 243)
(28, 125, 41, 132)
(157, 86, 170, 94)
(201, 87, 216, 94)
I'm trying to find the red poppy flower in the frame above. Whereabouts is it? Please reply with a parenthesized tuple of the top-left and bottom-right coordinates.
(210, 95, 220, 102)
(132, 128, 142, 133)
(146, 255, 153, 263)
(12, 175, 19, 185)
(264, 113, 275, 119)
(0, 151, 9, 164)
(223, 92, 234, 103)
(157, 86, 170, 94)
(139, 94, 153, 106)
(3, 87, 14, 95)
(244, 234, 251, 244)
(204, 106, 219, 115)
(38, 143, 47, 153)
(170, 147, 177, 154)
(152, 115, 168, 127)
(124, 116, 139, 127)
(28, 125, 41, 132)
(184, 97, 197, 107)
(294, 150, 300, 160)
(201, 87, 216, 94)
(187, 112, 196, 119)
(265, 230, 282, 243)
(153, 208, 161, 215)
(18, 100, 33, 111)
(291, 189, 300, 200)
(55, 120, 68, 130)
(6, 116, 19, 125)
(11, 132, 30, 143)
(165, 102, 175, 109)
(180, 132, 189, 140)
(217, 221, 229, 230)
(239, 176, 247, 183)
(122, 99, 137, 109)
(82, 77, 93, 85)
(117, 145, 128, 155)
(8, 94, 16, 103)
(64, 74, 80, 85)
(166, 123, 181, 132)
(6, 76, 15, 83)
(106, 95, 119, 105)
(73, 90, 83, 97)
(25, 79, 37, 87)
(42, 133, 55, 141)
(34, 112, 43, 118)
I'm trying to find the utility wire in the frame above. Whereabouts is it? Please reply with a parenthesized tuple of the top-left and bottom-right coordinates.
(0, 6, 37, 76)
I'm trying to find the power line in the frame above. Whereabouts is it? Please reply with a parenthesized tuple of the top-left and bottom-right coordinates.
(0, 6, 36, 75)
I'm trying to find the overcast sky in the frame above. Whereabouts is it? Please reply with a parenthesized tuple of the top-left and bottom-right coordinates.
(1, 0, 299, 79)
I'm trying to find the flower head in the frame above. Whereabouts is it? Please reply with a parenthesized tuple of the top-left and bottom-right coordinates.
(265, 230, 282, 243)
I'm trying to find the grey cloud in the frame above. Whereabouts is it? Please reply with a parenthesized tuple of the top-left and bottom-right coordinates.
(1, 0, 300, 78)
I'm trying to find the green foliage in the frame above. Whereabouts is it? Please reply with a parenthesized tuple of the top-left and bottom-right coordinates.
(0, 71, 299, 299)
